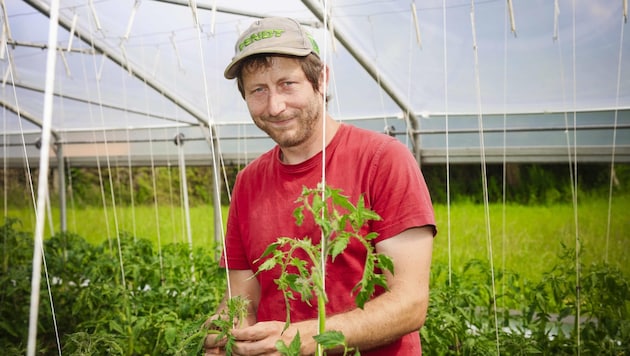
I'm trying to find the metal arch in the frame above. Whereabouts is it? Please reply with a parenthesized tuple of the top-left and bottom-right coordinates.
(0, 99, 59, 141)
(24, 0, 211, 129)
(155, 0, 423, 163)
(300, 0, 422, 164)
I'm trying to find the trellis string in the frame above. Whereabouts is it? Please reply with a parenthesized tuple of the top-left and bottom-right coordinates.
(469, 1, 501, 353)
(441, 0, 453, 287)
(605, 8, 626, 263)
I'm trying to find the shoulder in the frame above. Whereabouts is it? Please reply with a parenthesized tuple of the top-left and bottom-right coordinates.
(234, 147, 277, 186)
(339, 124, 414, 162)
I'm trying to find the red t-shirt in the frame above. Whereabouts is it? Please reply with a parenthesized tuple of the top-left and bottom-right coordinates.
(222, 124, 435, 355)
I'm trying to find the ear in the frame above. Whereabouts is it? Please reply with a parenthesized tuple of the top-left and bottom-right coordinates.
(318, 65, 330, 94)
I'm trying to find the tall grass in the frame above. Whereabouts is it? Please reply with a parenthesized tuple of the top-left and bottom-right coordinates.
(432, 194, 630, 281)
(5, 194, 629, 282)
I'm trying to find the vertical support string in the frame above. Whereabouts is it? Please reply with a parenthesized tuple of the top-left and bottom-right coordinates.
(569, 2, 581, 352)
(148, 129, 166, 282)
(318, 3, 331, 355)
(605, 8, 626, 263)
(441, 0, 453, 286)
(501, 0, 510, 312)
(469, 2, 500, 353)
(189, 8, 230, 296)
(121, 62, 137, 241)
(175, 134, 195, 282)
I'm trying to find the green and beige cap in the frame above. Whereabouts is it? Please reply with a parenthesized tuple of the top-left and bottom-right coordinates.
(224, 17, 320, 79)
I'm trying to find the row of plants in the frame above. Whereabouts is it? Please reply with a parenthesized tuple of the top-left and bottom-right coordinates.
(1, 218, 224, 355)
(2, 216, 628, 355)
(2, 163, 628, 208)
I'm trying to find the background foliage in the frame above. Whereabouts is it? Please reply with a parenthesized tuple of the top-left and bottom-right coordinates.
(0, 218, 225, 355)
(1, 162, 629, 354)
(1, 218, 628, 355)
(2, 163, 628, 208)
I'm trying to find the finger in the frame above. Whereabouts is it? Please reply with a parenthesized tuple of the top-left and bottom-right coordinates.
(204, 333, 227, 349)
(204, 347, 225, 356)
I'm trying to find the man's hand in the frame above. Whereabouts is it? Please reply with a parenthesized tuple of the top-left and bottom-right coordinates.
(203, 315, 229, 355)
(230, 320, 318, 356)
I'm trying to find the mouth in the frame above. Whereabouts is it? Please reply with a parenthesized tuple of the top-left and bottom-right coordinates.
(267, 116, 294, 127)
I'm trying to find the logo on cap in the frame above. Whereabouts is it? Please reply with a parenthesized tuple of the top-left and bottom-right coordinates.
(238, 29, 286, 52)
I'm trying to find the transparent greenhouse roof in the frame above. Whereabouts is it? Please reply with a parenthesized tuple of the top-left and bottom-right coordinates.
(2, 0, 630, 166)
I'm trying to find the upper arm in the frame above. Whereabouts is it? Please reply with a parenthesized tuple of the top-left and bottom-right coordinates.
(375, 226, 434, 296)
(228, 269, 261, 325)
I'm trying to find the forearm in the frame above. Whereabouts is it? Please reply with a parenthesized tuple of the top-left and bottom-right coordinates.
(299, 283, 428, 353)
(295, 228, 433, 353)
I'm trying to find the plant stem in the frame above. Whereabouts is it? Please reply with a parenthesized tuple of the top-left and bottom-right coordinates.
(317, 294, 326, 356)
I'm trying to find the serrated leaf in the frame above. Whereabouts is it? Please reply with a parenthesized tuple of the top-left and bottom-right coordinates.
(293, 206, 305, 226)
(376, 253, 394, 275)
(257, 257, 278, 272)
(329, 235, 350, 260)
(277, 331, 302, 356)
(256, 242, 281, 261)
(313, 330, 346, 348)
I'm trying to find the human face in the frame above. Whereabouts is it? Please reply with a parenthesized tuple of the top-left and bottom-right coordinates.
(241, 56, 324, 149)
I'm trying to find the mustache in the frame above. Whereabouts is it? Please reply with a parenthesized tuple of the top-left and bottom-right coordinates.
(261, 114, 293, 122)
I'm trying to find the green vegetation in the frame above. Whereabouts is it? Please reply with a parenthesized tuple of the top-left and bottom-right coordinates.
(1, 163, 629, 354)
(0, 218, 225, 355)
(5, 195, 628, 283)
(1, 216, 628, 355)
(257, 184, 387, 355)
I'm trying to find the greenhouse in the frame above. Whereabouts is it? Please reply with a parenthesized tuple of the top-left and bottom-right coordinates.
(2, 0, 629, 355)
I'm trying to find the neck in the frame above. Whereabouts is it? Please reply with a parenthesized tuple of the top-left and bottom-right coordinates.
(280, 116, 340, 165)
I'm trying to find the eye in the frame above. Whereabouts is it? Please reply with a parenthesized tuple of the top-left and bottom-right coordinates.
(249, 87, 266, 95)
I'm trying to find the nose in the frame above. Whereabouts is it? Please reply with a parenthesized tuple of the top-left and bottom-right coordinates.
(267, 91, 286, 117)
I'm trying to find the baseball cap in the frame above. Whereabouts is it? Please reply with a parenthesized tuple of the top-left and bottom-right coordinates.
(224, 17, 320, 79)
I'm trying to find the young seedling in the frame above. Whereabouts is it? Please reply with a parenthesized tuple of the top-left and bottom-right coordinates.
(256, 183, 394, 355)
(198, 296, 250, 356)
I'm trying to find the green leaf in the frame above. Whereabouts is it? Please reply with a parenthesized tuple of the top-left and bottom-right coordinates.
(313, 330, 346, 348)
(377, 253, 394, 275)
(293, 206, 305, 226)
(257, 242, 281, 261)
(277, 331, 302, 356)
(257, 256, 278, 272)
(329, 235, 350, 261)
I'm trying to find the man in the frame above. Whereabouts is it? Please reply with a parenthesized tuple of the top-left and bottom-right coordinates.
(205, 17, 436, 355)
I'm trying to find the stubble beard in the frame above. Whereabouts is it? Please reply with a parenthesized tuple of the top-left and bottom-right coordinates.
(256, 104, 322, 148)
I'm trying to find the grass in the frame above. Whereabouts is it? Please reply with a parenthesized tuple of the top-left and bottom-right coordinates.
(4, 194, 629, 282)
(432, 194, 630, 281)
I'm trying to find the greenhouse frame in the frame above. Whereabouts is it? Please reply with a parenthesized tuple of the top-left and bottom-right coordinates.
(1, 0, 629, 355)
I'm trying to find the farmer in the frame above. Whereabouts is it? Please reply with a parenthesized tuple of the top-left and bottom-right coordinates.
(204, 17, 436, 355)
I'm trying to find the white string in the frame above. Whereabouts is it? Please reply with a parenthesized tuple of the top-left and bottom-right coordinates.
(469, 2, 500, 353)
(93, 61, 126, 291)
(605, 9, 625, 263)
(441, 0, 453, 287)
(189, 8, 229, 295)
(26, 0, 60, 354)
(121, 49, 137, 241)
(569, 2, 581, 352)
(81, 13, 126, 286)
(500, 0, 510, 313)
(148, 129, 166, 281)
(175, 134, 195, 282)
(366, 15, 390, 131)
(2, 86, 5, 218)
(318, 3, 331, 355)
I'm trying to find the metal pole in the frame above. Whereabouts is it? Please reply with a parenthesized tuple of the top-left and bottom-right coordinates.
(300, 0, 422, 164)
(210, 126, 223, 258)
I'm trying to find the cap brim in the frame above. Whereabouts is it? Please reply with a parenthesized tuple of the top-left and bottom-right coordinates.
(224, 47, 314, 79)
